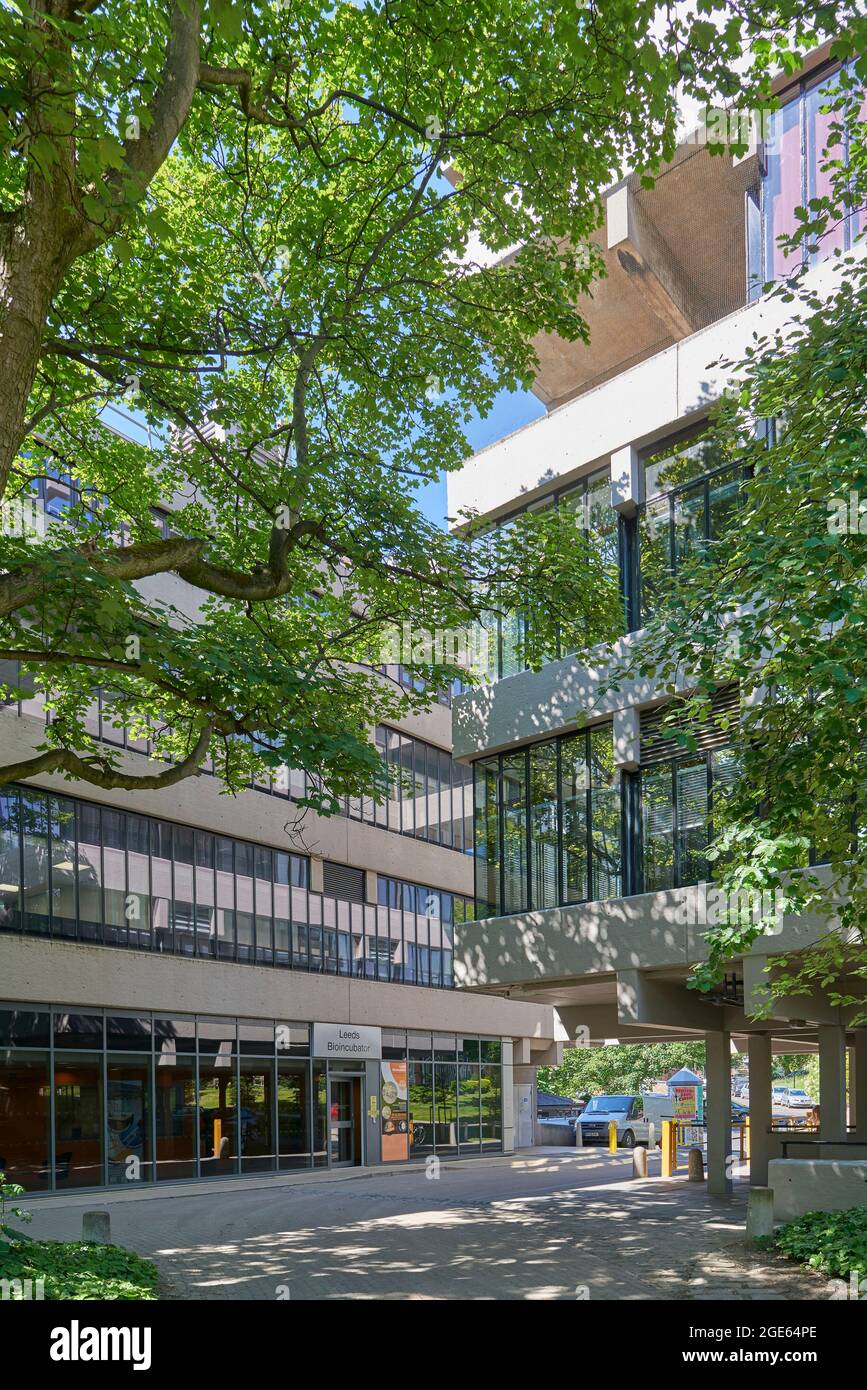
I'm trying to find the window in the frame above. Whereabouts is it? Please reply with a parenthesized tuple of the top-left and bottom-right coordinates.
(4, 786, 463, 987)
(637, 431, 749, 626)
(641, 745, 737, 892)
(755, 66, 863, 293)
(472, 724, 622, 919)
(466, 467, 623, 680)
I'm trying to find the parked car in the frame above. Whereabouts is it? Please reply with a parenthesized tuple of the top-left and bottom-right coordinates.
(731, 1100, 749, 1122)
(772, 1084, 789, 1102)
(785, 1088, 814, 1109)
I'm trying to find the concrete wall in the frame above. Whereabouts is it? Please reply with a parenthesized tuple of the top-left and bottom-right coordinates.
(769, 1157, 867, 1221)
(446, 250, 863, 525)
(455, 881, 836, 990)
(0, 934, 556, 1044)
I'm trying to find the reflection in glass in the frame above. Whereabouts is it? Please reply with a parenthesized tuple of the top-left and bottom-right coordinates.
(409, 1062, 433, 1156)
(155, 1057, 196, 1180)
(433, 1064, 458, 1154)
(54, 1052, 103, 1188)
(239, 1059, 275, 1172)
(278, 1060, 311, 1169)
(107, 1056, 151, 1184)
(458, 1064, 482, 1151)
(199, 1063, 238, 1176)
(0, 1050, 50, 1191)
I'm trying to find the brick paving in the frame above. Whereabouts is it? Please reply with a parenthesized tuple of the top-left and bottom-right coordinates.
(25, 1150, 826, 1301)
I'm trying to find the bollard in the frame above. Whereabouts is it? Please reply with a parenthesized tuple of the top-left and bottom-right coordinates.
(687, 1146, 705, 1182)
(574, 1120, 583, 1149)
(746, 1186, 775, 1245)
(632, 1145, 648, 1179)
(608, 1120, 618, 1154)
(82, 1209, 111, 1244)
(661, 1120, 673, 1178)
(745, 1115, 751, 1161)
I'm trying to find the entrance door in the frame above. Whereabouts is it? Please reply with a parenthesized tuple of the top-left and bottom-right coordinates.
(329, 1076, 363, 1166)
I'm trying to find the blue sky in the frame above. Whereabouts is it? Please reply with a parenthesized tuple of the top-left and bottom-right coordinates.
(415, 383, 544, 528)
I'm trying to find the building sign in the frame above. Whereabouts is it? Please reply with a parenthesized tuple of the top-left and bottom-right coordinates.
(381, 1060, 409, 1162)
(312, 1023, 382, 1061)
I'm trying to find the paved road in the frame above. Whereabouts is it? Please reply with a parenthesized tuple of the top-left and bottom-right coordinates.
(25, 1151, 824, 1301)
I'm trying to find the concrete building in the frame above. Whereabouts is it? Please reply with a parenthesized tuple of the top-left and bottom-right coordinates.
(0, 442, 560, 1197)
(448, 49, 867, 1207)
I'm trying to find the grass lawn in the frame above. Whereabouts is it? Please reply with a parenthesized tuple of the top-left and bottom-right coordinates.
(0, 1237, 158, 1300)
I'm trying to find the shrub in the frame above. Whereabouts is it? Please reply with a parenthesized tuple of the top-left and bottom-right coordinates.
(0, 1238, 158, 1300)
(776, 1206, 867, 1282)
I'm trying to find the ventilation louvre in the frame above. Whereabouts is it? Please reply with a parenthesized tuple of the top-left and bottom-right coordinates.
(640, 686, 740, 766)
(323, 861, 365, 903)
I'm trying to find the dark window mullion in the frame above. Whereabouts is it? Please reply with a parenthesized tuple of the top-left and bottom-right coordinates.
(585, 731, 593, 903)
(524, 747, 532, 912)
(556, 738, 564, 907)
(672, 761, 680, 889)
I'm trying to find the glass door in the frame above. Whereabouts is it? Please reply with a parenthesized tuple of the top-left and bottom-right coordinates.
(329, 1076, 362, 1166)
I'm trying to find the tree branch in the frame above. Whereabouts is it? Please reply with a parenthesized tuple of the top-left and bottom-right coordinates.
(0, 719, 214, 791)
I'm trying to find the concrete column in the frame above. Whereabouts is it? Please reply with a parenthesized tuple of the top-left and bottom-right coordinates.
(853, 1032, 867, 1140)
(747, 1033, 773, 1186)
(501, 1040, 515, 1153)
(513, 1064, 536, 1149)
(818, 1024, 847, 1141)
(705, 1031, 732, 1195)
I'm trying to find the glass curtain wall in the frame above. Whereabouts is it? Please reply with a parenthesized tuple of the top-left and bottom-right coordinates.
(641, 747, 739, 891)
(755, 65, 866, 294)
(473, 725, 622, 919)
(0, 785, 456, 990)
(0, 1009, 504, 1191)
(638, 433, 748, 626)
(465, 467, 622, 683)
(405, 1033, 503, 1161)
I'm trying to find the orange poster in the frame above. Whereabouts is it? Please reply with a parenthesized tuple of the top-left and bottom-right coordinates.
(381, 1060, 409, 1161)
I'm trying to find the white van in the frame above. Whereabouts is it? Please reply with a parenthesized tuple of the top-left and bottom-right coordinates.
(575, 1093, 674, 1149)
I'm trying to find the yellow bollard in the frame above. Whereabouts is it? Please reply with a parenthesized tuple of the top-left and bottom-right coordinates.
(745, 1115, 750, 1161)
(609, 1119, 618, 1154)
(661, 1119, 673, 1178)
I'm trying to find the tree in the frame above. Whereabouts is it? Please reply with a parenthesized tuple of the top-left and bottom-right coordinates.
(538, 1041, 706, 1098)
(0, 0, 830, 807)
(611, 24, 867, 1022)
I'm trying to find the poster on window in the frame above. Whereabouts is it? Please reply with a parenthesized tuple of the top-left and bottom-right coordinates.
(381, 1060, 409, 1161)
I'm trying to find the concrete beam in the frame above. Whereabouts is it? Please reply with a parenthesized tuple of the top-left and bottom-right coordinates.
(612, 706, 640, 770)
(617, 970, 724, 1033)
(606, 185, 710, 339)
(742, 955, 844, 1026)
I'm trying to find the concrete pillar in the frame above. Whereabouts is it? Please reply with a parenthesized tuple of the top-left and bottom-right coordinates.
(501, 1040, 515, 1153)
(513, 1064, 536, 1149)
(747, 1033, 773, 1186)
(818, 1024, 847, 1141)
(854, 1032, 867, 1141)
(705, 1031, 732, 1195)
(746, 1187, 774, 1244)
(82, 1210, 111, 1244)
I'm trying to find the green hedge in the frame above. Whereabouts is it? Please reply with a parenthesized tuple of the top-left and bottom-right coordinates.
(0, 1239, 158, 1300)
(776, 1206, 867, 1282)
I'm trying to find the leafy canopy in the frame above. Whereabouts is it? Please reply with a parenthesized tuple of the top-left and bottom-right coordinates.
(0, 0, 826, 804)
